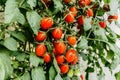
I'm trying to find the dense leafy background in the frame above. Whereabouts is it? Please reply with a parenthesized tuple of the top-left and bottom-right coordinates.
(0, 0, 120, 80)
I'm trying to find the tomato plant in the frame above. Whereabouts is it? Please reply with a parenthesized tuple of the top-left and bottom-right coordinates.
(0, 0, 120, 80)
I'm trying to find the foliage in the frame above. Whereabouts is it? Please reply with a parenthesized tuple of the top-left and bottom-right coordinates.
(0, 0, 120, 80)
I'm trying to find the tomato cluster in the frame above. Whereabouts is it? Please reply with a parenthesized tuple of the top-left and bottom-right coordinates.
(34, 0, 118, 79)
(35, 16, 78, 74)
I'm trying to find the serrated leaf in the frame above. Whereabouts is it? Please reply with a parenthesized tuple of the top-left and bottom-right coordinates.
(26, 11, 41, 34)
(53, 0, 63, 14)
(21, 72, 31, 80)
(5, 0, 25, 24)
(0, 49, 13, 79)
(84, 18, 91, 31)
(106, 50, 114, 60)
(0, 59, 5, 80)
(94, 27, 108, 41)
(109, 0, 118, 15)
(115, 72, 120, 80)
(55, 74, 63, 80)
(30, 53, 44, 67)
(27, 0, 36, 8)
(11, 31, 26, 43)
(109, 43, 120, 56)
(31, 67, 46, 80)
(16, 53, 26, 61)
(111, 56, 120, 69)
(77, 37, 88, 49)
(4, 37, 17, 51)
(49, 66, 57, 80)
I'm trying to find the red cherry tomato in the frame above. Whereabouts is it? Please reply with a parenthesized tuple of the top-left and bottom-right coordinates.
(66, 49, 76, 63)
(52, 28, 63, 40)
(99, 21, 106, 28)
(60, 64, 69, 74)
(35, 44, 46, 57)
(67, 36, 77, 45)
(55, 42, 66, 54)
(35, 31, 46, 42)
(64, 0, 71, 3)
(40, 17, 53, 30)
(71, 56, 78, 65)
(77, 16, 84, 26)
(80, 74, 84, 80)
(56, 55, 65, 65)
(79, 0, 91, 7)
(65, 13, 74, 24)
(86, 8, 93, 17)
(69, 6, 77, 17)
(44, 53, 51, 63)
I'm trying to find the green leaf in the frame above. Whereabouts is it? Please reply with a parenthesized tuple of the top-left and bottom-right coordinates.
(97, 7, 105, 16)
(94, 27, 108, 41)
(115, 72, 120, 80)
(106, 50, 114, 60)
(0, 49, 13, 79)
(11, 31, 26, 43)
(31, 67, 46, 80)
(109, 43, 120, 56)
(0, 59, 5, 80)
(21, 72, 31, 80)
(5, 0, 25, 24)
(27, 0, 36, 8)
(104, 0, 110, 3)
(55, 74, 63, 80)
(111, 56, 120, 69)
(53, 0, 63, 14)
(86, 67, 94, 73)
(30, 53, 44, 67)
(77, 37, 88, 49)
(109, 0, 118, 15)
(16, 53, 26, 61)
(26, 11, 41, 34)
(53, 58, 60, 73)
(4, 37, 17, 51)
(49, 66, 57, 80)
(84, 18, 91, 31)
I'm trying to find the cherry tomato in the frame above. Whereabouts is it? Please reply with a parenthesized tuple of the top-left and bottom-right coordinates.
(79, 0, 91, 7)
(67, 36, 77, 45)
(35, 44, 46, 57)
(77, 16, 84, 25)
(60, 64, 69, 74)
(43, 0, 47, 3)
(55, 42, 66, 54)
(69, 6, 77, 17)
(108, 14, 118, 22)
(80, 74, 84, 80)
(85, 0, 91, 5)
(65, 13, 74, 24)
(44, 53, 51, 63)
(99, 21, 106, 28)
(35, 31, 46, 42)
(64, 0, 71, 3)
(66, 49, 76, 63)
(56, 55, 65, 65)
(52, 28, 63, 40)
(53, 49, 57, 56)
(86, 8, 93, 17)
(40, 17, 53, 30)
(71, 56, 78, 65)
